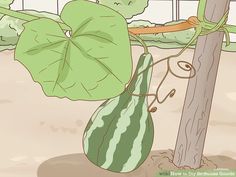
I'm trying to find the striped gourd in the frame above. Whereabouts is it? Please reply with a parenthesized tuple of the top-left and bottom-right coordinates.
(83, 53, 154, 173)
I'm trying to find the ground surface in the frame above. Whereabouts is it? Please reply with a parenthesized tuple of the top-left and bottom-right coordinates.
(37, 150, 236, 177)
(0, 47, 236, 177)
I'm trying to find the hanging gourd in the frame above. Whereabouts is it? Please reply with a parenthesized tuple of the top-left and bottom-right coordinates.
(83, 52, 154, 173)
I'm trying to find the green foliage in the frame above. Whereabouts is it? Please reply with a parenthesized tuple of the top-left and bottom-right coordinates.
(128, 20, 156, 28)
(0, 15, 22, 48)
(1, 16, 236, 52)
(0, 10, 60, 51)
(97, 0, 149, 19)
(15, 0, 132, 101)
(158, 21, 196, 44)
(0, 0, 14, 19)
(128, 20, 236, 52)
(83, 53, 154, 172)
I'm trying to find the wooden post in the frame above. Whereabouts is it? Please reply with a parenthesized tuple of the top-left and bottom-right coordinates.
(173, 0, 230, 169)
(172, 0, 180, 21)
(22, 0, 24, 10)
(57, 0, 59, 15)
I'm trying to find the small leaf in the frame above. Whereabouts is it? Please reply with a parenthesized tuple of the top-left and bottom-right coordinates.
(15, 0, 132, 101)
(98, 0, 149, 19)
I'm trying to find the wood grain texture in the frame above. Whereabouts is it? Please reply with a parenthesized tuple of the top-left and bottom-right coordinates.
(173, 0, 230, 169)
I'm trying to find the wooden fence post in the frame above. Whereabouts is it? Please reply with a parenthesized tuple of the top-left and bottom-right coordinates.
(173, 0, 230, 169)
(172, 0, 180, 21)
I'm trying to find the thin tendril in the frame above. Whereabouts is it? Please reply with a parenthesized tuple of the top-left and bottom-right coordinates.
(168, 60, 196, 79)
(127, 54, 196, 113)
(155, 64, 176, 104)
(129, 32, 149, 54)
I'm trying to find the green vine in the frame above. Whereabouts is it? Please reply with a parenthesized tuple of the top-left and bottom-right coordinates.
(129, 32, 149, 54)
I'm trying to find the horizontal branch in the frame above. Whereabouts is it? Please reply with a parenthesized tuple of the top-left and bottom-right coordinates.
(128, 17, 199, 35)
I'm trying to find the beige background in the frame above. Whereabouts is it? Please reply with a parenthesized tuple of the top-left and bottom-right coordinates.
(1, 0, 236, 176)
(0, 47, 236, 177)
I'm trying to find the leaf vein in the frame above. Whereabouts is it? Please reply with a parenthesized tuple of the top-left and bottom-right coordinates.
(70, 40, 122, 84)
(72, 18, 93, 37)
(52, 41, 71, 92)
(38, 59, 62, 74)
(26, 40, 65, 55)
(81, 82, 92, 97)
(77, 33, 117, 45)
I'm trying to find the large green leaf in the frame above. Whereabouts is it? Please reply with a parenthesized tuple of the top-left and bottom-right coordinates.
(97, 0, 149, 19)
(0, 0, 14, 19)
(15, 0, 132, 101)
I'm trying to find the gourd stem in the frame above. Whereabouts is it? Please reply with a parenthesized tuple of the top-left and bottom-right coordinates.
(129, 32, 149, 54)
(0, 7, 71, 31)
(0, 7, 37, 21)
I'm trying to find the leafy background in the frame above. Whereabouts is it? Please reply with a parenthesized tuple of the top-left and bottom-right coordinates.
(1, 16, 235, 52)
(0, 0, 14, 19)
(97, 0, 149, 19)
(0, 0, 235, 52)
